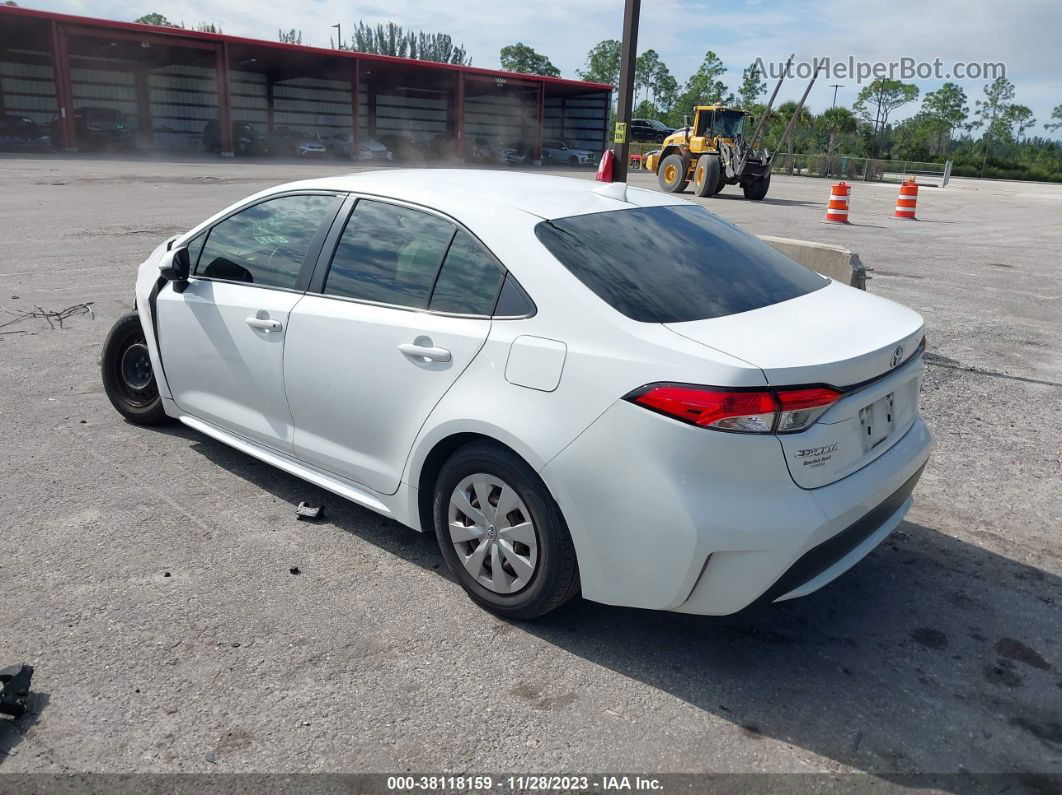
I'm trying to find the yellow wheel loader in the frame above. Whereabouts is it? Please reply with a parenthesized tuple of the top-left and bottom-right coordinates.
(644, 105, 773, 200)
(644, 55, 823, 202)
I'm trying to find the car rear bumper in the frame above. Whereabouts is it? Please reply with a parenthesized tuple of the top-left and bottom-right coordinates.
(541, 400, 931, 614)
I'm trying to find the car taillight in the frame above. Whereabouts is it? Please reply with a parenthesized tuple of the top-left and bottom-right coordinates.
(626, 384, 842, 434)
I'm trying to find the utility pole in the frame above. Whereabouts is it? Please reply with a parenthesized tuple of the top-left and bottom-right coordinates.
(610, 0, 640, 183)
(829, 84, 843, 107)
(332, 23, 342, 50)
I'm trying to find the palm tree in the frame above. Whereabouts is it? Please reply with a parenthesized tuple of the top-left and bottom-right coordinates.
(818, 106, 857, 159)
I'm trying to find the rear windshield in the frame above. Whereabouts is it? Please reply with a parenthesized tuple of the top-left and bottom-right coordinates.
(534, 204, 827, 323)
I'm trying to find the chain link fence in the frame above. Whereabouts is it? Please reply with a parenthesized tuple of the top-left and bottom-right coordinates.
(621, 144, 952, 186)
(770, 154, 952, 186)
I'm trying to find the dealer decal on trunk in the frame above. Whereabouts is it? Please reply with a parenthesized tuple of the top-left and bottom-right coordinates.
(795, 443, 839, 468)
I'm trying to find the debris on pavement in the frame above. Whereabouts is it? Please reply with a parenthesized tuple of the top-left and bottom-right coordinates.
(0, 664, 34, 718)
(295, 501, 324, 521)
(289, 567, 301, 575)
(0, 302, 94, 330)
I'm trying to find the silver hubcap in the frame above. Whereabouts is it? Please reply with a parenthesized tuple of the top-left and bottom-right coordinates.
(448, 474, 538, 594)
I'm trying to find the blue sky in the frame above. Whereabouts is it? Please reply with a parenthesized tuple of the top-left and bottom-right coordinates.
(22, 0, 1062, 137)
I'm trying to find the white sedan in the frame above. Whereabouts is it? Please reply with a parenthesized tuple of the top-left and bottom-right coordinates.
(102, 170, 931, 619)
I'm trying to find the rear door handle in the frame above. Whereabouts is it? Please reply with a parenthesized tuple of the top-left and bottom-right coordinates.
(398, 342, 451, 362)
(246, 317, 282, 332)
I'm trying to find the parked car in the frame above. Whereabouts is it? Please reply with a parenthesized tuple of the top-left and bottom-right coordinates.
(267, 127, 326, 157)
(470, 138, 507, 164)
(541, 140, 597, 166)
(377, 132, 427, 162)
(52, 106, 134, 150)
(0, 114, 51, 151)
(202, 120, 268, 156)
(501, 142, 528, 165)
(101, 171, 930, 620)
(330, 133, 393, 161)
(630, 118, 674, 142)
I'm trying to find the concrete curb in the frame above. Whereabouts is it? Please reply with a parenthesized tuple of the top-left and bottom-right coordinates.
(758, 235, 867, 290)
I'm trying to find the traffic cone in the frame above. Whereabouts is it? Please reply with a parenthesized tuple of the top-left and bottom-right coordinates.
(824, 181, 850, 224)
(595, 149, 614, 183)
(894, 178, 918, 220)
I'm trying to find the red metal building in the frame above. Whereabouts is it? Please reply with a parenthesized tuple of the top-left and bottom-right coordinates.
(0, 6, 611, 160)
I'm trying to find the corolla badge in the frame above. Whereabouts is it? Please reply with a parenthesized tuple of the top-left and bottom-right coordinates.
(890, 345, 905, 368)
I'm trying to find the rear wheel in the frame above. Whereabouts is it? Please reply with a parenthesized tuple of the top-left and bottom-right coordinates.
(657, 153, 690, 193)
(743, 173, 771, 200)
(692, 154, 720, 198)
(433, 441, 579, 619)
(101, 312, 170, 425)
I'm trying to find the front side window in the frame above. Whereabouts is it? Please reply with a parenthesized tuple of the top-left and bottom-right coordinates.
(534, 204, 827, 323)
(429, 230, 505, 315)
(324, 200, 456, 308)
(196, 194, 337, 288)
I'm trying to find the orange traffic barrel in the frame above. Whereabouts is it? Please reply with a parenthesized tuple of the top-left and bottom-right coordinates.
(895, 178, 918, 219)
(825, 181, 851, 223)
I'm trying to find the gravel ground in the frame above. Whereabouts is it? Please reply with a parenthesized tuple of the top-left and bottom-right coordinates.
(0, 154, 1058, 783)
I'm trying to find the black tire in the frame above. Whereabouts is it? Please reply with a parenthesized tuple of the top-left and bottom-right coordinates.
(568, 155, 578, 166)
(433, 441, 580, 620)
(692, 154, 720, 198)
(743, 173, 771, 200)
(657, 153, 690, 193)
(101, 312, 170, 425)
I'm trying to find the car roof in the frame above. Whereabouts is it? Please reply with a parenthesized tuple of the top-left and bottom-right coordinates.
(282, 169, 689, 221)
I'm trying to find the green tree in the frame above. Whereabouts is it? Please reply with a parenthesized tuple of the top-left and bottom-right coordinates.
(1004, 105, 1036, 140)
(854, 78, 919, 136)
(921, 82, 968, 153)
(890, 114, 939, 161)
(350, 21, 470, 65)
(769, 100, 814, 152)
(635, 49, 662, 106)
(972, 77, 1017, 176)
(653, 69, 678, 117)
(499, 43, 560, 77)
(682, 50, 730, 106)
(663, 50, 731, 127)
(738, 62, 766, 109)
(972, 77, 1016, 140)
(579, 40, 621, 90)
(135, 12, 179, 27)
(1046, 104, 1062, 133)
(817, 106, 857, 158)
(195, 22, 222, 33)
(278, 28, 302, 45)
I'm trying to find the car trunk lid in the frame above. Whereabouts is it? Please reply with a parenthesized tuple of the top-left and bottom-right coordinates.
(664, 281, 926, 488)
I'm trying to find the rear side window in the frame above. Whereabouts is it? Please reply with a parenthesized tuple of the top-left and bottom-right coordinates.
(325, 200, 456, 308)
(196, 194, 336, 288)
(428, 230, 505, 315)
(534, 204, 826, 323)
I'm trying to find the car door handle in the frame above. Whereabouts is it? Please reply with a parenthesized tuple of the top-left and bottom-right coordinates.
(398, 342, 451, 362)
(246, 317, 282, 332)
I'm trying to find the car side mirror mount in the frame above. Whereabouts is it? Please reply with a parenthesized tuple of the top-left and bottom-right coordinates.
(159, 246, 191, 293)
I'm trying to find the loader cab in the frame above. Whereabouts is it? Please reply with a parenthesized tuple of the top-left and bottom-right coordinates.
(695, 107, 747, 141)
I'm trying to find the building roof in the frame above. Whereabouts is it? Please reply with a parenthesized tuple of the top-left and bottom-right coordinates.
(0, 5, 613, 93)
